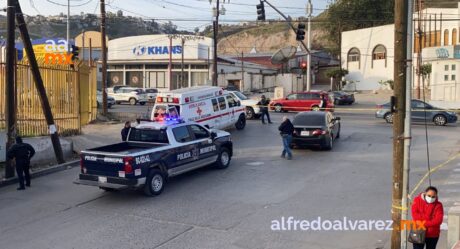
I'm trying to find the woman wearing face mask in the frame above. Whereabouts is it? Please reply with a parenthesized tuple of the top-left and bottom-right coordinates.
(411, 186, 444, 249)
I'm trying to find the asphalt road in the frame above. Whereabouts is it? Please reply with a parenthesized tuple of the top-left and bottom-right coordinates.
(1, 108, 459, 249)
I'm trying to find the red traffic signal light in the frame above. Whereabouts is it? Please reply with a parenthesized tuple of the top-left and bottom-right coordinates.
(300, 62, 307, 69)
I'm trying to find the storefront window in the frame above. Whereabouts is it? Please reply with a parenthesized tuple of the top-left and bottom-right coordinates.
(145, 64, 168, 69)
(191, 72, 209, 86)
(107, 71, 124, 87)
(126, 64, 143, 69)
(126, 71, 143, 88)
(171, 72, 189, 89)
(146, 72, 166, 89)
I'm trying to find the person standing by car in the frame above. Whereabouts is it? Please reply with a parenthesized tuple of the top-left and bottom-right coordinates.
(278, 116, 294, 160)
(411, 186, 444, 249)
(257, 95, 272, 124)
(7, 136, 36, 190)
(121, 121, 131, 141)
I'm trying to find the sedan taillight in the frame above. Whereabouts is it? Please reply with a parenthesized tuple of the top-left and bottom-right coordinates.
(312, 129, 327, 136)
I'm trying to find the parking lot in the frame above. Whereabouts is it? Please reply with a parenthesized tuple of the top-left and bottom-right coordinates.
(1, 100, 459, 249)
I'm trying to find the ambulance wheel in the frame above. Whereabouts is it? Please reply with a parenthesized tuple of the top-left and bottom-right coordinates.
(143, 169, 165, 196)
(235, 114, 246, 130)
(215, 147, 231, 169)
(129, 98, 137, 105)
(246, 107, 255, 119)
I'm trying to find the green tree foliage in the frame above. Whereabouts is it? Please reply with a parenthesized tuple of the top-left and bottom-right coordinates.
(325, 68, 348, 79)
(320, 0, 394, 56)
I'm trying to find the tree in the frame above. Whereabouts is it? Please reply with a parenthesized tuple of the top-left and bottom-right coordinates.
(320, 0, 394, 56)
(419, 63, 432, 87)
(325, 68, 349, 90)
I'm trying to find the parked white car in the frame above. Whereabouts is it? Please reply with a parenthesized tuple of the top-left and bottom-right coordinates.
(144, 88, 158, 102)
(107, 87, 148, 105)
(228, 91, 261, 119)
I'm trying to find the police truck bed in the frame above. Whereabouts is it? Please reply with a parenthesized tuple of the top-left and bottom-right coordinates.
(86, 142, 167, 155)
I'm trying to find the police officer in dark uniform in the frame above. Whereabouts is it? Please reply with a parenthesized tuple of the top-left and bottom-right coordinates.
(121, 121, 131, 141)
(257, 95, 272, 124)
(7, 136, 36, 190)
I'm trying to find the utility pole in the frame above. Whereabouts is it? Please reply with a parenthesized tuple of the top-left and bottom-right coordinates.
(241, 51, 244, 91)
(391, 0, 408, 248)
(401, 0, 414, 248)
(168, 35, 173, 89)
(67, 0, 70, 52)
(181, 37, 185, 88)
(416, 0, 423, 99)
(306, 0, 312, 91)
(212, 0, 220, 86)
(4, 0, 16, 178)
(100, 0, 108, 115)
(14, 1, 65, 164)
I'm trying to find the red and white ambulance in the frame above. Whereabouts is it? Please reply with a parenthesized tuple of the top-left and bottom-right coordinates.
(150, 86, 246, 130)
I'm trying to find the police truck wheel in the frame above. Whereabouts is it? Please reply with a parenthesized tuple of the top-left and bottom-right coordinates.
(129, 98, 137, 105)
(215, 147, 231, 169)
(246, 107, 255, 119)
(143, 169, 165, 196)
(235, 115, 246, 130)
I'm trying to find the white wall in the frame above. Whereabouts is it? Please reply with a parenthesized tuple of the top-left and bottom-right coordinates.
(429, 60, 460, 103)
(342, 24, 395, 91)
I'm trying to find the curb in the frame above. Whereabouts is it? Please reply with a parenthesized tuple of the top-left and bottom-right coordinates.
(0, 160, 80, 188)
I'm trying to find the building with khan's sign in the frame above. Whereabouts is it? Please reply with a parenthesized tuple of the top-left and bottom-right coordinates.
(107, 34, 213, 91)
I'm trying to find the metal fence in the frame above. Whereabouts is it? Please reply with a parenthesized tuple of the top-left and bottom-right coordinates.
(0, 59, 97, 137)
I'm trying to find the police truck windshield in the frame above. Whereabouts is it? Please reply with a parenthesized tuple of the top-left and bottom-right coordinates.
(128, 128, 169, 143)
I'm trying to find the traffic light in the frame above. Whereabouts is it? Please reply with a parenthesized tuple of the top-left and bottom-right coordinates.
(71, 45, 80, 61)
(296, 23, 306, 41)
(256, 1, 265, 21)
(300, 61, 307, 72)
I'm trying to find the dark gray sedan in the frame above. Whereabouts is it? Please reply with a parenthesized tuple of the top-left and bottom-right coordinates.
(375, 99, 458, 126)
(291, 111, 341, 150)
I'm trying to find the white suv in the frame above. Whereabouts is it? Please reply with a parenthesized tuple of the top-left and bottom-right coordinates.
(108, 87, 148, 105)
(228, 91, 261, 119)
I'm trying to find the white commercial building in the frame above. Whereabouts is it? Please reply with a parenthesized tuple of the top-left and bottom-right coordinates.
(107, 35, 213, 91)
(341, 3, 460, 106)
(341, 24, 394, 91)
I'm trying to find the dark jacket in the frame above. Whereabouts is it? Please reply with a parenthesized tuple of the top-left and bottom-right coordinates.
(7, 142, 36, 166)
(278, 119, 294, 135)
(411, 193, 444, 238)
(257, 98, 270, 112)
(121, 127, 130, 141)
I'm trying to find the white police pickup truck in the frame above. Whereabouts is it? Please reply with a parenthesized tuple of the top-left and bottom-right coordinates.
(75, 119, 233, 196)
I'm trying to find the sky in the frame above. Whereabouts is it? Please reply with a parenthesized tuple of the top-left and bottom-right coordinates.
(16, 0, 331, 31)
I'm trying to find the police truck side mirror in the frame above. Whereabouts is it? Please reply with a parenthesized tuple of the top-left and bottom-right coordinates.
(210, 132, 217, 140)
(237, 101, 241, 106)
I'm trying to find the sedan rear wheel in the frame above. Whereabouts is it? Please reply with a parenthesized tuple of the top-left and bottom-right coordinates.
(323, 135, 333, 150)
(433, 115, 447, 126)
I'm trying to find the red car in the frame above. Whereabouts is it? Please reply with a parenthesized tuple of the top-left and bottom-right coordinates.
(270, 91, 335, 112)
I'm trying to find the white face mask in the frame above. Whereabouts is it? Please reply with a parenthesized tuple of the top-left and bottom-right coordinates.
(425, 195, 436, 204)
